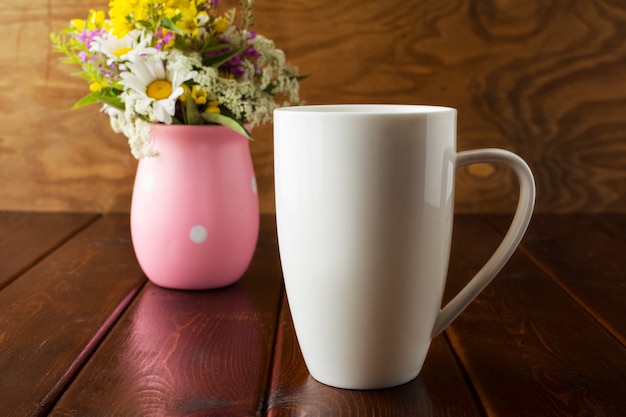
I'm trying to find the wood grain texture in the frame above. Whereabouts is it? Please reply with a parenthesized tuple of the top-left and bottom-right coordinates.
(50, 214, 283, 417)
(0, 211, 96, 289)
(2, 213, 626, 415)
(0, 215, 146, 417)
(586, 212, 626, 242)
(267, 295, 482, 417)
(444, 215, 626, 416)
(0, 0, 137, 213)
(3, 0, 626, 212)
(489, 213, 626, 346)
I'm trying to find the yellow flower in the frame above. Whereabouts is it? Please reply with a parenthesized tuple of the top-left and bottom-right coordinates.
(164, 0, 183, 8)
(109, 0, 139, 37)
(176, 17, 199, 36)
(180, 85, 208, 105)
(212, 16, 229, 33)
(190, 85, 207, 105)
(162, 0, 199, 34)
(179, 84, 191, 102)
(204, 100, 221, 114)
(71, 9, 106, 32)
(165, 0, 195, 12)
(132, 0, 151, 23)
(111, 22, 131, 38)
(86, 9, 106, 30)
(89, 80, 109, 91)
(70, 19, 85, 31)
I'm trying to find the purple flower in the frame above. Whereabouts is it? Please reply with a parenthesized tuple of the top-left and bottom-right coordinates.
(219, 45, 262, 78)
(97, 63, 116, 78)
(75, 28, 103, 49)
(155, 28, 175, 51)
(78, 50, 89, 63)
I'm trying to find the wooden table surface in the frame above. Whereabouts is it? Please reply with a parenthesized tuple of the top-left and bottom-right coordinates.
(1, 212, 626, 417)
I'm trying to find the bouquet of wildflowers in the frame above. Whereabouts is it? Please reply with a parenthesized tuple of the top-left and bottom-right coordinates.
(51, 0, 304, 158)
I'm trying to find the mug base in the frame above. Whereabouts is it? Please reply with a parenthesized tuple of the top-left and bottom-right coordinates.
(308, 370, 421, 390)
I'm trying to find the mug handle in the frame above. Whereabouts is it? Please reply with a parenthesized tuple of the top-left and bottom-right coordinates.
(431, 148, 536, 337)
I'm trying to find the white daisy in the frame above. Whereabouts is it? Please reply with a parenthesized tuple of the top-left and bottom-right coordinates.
(120, 54, 194, 124)
(91, 30, 142, 64)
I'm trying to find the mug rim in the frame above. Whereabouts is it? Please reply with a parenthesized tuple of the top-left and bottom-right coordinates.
(274, 104, 455, 115)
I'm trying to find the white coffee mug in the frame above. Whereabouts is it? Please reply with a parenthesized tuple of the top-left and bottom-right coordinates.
(274, 105, 535, 390)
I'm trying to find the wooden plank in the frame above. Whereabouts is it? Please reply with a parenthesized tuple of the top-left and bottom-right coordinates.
(489, 213, 626, 346)
(50, 215, 283, 416)
(0, 212, 97, 289)
(0, 214, 146, 417)
(445, 215, 626, 416)
(585, 212, 626, 242)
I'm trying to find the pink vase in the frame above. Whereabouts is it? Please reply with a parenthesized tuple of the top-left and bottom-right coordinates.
(130, 124, 259, 290)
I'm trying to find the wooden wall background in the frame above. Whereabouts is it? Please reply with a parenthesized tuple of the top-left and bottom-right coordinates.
(1, 0, 626, 213)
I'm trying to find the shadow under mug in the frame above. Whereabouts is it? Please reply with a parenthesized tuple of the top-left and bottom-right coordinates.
(273, 104, 535, 390)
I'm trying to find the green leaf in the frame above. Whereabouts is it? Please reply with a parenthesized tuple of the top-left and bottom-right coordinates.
(201, 45, 244, 68)
(198, 42, 233, 55)
(72, 89, 124, 110)
(200, 112, 252, 139)
(97, 91, 125, 110)
(294, 73, 312, 82)
(183, 92, 204, 124)
(160, 16, 185, 35)
(203, 43, 233, 52)
(72, 93, 100, 109)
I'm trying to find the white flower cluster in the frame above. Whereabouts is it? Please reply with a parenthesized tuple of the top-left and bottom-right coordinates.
(92, 30, 300, 158)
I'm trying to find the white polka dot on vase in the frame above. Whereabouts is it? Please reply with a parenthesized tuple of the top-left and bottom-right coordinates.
(189, 225, 207, 244)
(143, 173, 155, 192)
(251, 177, 258, 194)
